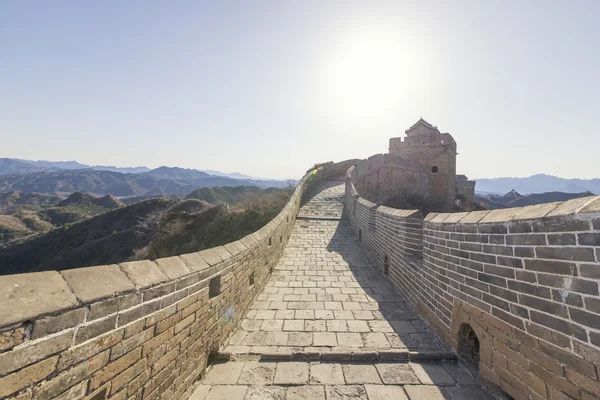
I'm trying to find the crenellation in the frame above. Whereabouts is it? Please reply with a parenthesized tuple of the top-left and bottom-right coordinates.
(0, 163, 340, 400)
(345, 150, 600, 399)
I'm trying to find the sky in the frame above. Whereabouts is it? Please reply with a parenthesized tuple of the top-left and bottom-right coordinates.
(1, 1, 599, 181)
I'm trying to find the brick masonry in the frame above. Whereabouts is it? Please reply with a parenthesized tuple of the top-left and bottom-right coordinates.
(0, 163, 347, 400)
(346, 164, 600, 400)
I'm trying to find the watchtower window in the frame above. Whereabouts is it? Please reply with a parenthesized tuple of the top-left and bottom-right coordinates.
(431, 166, 438, 173)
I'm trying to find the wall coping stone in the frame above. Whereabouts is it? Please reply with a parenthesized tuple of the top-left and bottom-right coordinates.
(0, 160, 352, 331)
(580, 196, 600, 213)
(198, 248, 223, 266)
(119, 260, 169, 289)
(60, 265, 134, 304)
(179, 252, 210, 272)
(547, 196, 599, 217)
(422, 196, 600, 226)
(0, 272, 78, 327)
(154, 256, 191, 280)
(443, 212, 469, 223)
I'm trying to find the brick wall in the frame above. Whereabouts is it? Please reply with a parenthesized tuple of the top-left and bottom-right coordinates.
(346, 166, 600, 399)
(0, 163, 343, 400)
(351, 154, 428, 206)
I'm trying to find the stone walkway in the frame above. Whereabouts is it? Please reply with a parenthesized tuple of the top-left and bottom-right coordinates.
(191, 181, 495, 399)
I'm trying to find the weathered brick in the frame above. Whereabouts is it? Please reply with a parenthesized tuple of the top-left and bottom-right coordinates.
(524, 259, 576, 275)
(529, 361, 579, 399)
(539, 340, 596, 378)
(569, 307, 600, 330)
(88, 293, 142, 321)
(514, 247, 535, 258)
(0, 327, 26, 352)
(532, 218, 590, 233)
(551, 290, 583, 308)
(482, 245, 513, 256)
(32, 308, 86, 339)
(578, 232, 600, 246)
(526, 321, 571, 349)
(110, 359, 148, 394)
(478, 273, 507, 288)
(144, 304, 177, 328)
(152, 347, 179, 374)
(75, 315, 117, 345)
(530, 311, 587, 342)
(565, 367, 600, 396)
(142, 329, 173, 356)
(535, 247, 595, 262)
(547, 233, 576, 245)
(580, 263, 600, 279)
(89, 347, 142, 390)
(110, 328, 153, 361)
(33, 350, 109, 400)
(519, 294, 568, 317)
(174, 315, 195, 334)
(492, 307, 524, 330)
(0, 331, 71, 376)
(0, 356, 57, 397)
(497, 256, 524, 268)
(57, 329, 123, 371)
(537, 274, 599, 295)
(117, 300, 161, 326)
(506, 234, 546, 246)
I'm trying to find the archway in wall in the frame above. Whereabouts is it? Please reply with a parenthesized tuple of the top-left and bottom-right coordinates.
(457, 323, 480, 376)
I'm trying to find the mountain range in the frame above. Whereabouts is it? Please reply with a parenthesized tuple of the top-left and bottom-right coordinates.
(2, 158, 260, 179)
(475, 174, 600, 195)
(0, 159, 288, 196)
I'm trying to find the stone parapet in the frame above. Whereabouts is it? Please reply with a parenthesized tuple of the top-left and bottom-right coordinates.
(0, 161, 350, 400)
(345, 166, 600, 400)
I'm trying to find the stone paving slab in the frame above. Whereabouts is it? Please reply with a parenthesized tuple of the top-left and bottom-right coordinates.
(223, 182, 447, 357)
(191, 181, 495, 400)
(192, 361, 494, 400)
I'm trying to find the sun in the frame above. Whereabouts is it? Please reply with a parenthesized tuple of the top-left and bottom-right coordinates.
(321, 28, 421, 120)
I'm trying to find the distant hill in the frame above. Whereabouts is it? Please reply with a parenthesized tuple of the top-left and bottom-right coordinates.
(0, 164, 286, 197)
(0, 191, 65, 210)
(0, 187, 292, 274)
(0, 158, 279, 181)
(185, 186, 263, 204)
(4, 158, 150, 174)
(0, 167, 288, 196)
(58, 192, 125, 209)
(476, 190, 595, 210)
(476, 174, 600, 195)
(0, 159, 48, 175)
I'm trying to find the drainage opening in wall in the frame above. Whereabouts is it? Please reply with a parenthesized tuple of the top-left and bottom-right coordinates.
(269, 237, 272, 246)
(384, 255, 389, 276)
(280, 236, 283, 243)
(209, 275, 221, 298)
(249, 271, 255, 286)
(458, 323, 480, 375)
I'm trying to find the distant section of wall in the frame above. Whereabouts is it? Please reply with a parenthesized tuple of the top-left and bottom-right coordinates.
(346, 165, 600, 400)
(350, 154, 428, 206)
(0, 162, 343, 400)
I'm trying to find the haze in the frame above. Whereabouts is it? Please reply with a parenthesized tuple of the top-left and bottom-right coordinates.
(1, 1, 598, 180)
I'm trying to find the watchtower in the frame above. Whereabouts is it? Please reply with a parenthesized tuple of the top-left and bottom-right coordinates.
(389, 118, 457, 210)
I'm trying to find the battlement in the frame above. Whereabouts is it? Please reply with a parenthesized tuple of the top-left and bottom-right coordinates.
(0, 162, 348, 400)
(346, 163, 600, 399)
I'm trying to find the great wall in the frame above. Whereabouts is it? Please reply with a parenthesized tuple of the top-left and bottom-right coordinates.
(1, 119, 599, 400)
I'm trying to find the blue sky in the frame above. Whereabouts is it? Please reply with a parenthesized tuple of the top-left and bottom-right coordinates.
(1, 1, 599, 180)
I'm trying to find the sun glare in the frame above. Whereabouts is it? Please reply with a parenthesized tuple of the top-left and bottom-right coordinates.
(323, 28, 421, 120)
